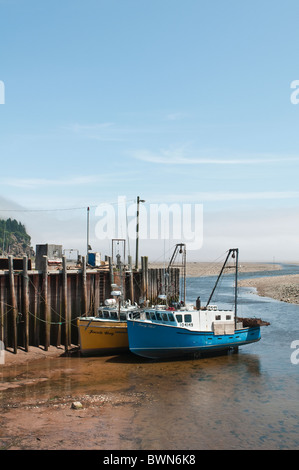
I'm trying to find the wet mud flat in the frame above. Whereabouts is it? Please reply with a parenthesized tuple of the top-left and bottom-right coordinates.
(1, 346, 299, 450)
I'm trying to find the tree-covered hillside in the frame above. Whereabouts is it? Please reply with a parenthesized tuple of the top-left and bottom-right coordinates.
(0, 218, 34, 257)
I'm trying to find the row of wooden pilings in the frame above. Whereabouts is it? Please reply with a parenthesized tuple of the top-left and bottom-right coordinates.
(0, 255, 180, 354)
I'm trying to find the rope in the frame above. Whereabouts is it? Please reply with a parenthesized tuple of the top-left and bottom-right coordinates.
(0, 299, 83, 326)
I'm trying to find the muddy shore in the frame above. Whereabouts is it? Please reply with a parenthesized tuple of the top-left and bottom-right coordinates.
(1, 261, 298, 451)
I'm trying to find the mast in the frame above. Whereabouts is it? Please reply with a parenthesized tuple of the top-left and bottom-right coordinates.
(168, 243, 186, 305)
(206, 250, 231, 307)
(206, 248, 239, 310)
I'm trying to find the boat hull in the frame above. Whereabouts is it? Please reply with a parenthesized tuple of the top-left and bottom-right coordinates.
(127, 320, 261, 359)
(77, 318, 128, 356)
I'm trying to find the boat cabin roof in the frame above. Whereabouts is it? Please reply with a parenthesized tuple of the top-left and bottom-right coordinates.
(134, 307, 235, 328)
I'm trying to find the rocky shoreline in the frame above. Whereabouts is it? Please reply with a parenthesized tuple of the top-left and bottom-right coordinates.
(239, 274, 299, 304)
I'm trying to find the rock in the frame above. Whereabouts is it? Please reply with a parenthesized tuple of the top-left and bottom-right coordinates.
(71, 401, 83, 410)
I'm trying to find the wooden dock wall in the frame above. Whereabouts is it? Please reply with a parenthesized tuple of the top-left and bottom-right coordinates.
(0, 255, 180, 353)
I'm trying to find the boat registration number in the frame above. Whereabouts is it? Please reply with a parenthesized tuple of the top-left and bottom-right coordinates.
(179, 322, 193, 327)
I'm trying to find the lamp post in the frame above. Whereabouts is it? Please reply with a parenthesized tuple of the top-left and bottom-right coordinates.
(135, 196, 145, 270)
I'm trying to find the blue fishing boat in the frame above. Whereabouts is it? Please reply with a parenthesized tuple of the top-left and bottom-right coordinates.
(127, 248, 269, 360)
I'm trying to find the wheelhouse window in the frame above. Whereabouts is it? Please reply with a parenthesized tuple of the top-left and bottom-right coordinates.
(150, 312, 156, 320)
(215, 315, 221, 320)
(168, 314, 175, 322)
(184, 314, 192, 323)
(156, 312, 162, 321)
(162, 313, 168, 321)
(176, 314, 183, 323)
(146, 311, 150, 320)
(226, 315, 231, 320)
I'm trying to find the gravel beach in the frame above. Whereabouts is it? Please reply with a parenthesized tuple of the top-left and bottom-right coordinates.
(239, 274, 299, 304)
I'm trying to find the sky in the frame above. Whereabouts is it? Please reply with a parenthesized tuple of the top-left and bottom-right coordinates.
(0, 0, 299, 263)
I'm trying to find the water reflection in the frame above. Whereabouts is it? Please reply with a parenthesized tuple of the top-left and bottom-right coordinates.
(1, 265, 299, 449)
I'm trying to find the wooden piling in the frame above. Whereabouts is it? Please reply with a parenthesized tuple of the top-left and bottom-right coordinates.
(42, 255, 50, 351)
(144, 256, 148, 300)
(0, 256, 180, 351)
(32, 274, 39, 346)
(55, 273, 61, 347)
(129, 270, 134, 303)
(62, 256, 69, 351)
(0, 275, 4, 345)
(22, 255, 29, 352)
(108, 256, 114, 285)
(8, 256, 17, 354)
(82, 256, 87, 316)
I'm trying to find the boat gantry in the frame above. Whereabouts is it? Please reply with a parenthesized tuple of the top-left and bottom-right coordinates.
(126, 248, 270, 360)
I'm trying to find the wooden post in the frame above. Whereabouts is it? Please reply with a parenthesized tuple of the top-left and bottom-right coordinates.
(108, 256, 114, 285)
(8, 256, 17, 354)
(141, 256, 148, 302)
(82, 256, 87, 316)
(55, 273, 61, 347)
(22, 256, 29, 352)
(0, 275, 4, 345)
(129, 269, 134, 304)
(43, 255, 50, 351)
(152, 269, 157, 304)
(33, 274, 39, 346)
(141, 257, 144, 297)
(144, 256, 148, 301)
(62, 256, 69, 352)
(94, 272, 100, 315)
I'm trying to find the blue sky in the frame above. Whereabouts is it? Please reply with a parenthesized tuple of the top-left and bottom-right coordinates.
(0, 0, 299, 262)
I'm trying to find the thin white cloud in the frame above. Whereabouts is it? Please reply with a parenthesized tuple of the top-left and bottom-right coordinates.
(198, 191, 299, 201)
(145, 191, 299, 204)
(131, 148, 299, 165)
(66, 122, 114, 132)
(65, 122, 161, 142)
(165, 112, 187, 121)
(0, 171, 139, 190)
(0, 175, 102, 189)
(64, 122, 125, 142)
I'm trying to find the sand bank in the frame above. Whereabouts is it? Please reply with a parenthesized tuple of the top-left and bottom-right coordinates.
(239, 274, 299, 304)
(149, 262, 281, 277)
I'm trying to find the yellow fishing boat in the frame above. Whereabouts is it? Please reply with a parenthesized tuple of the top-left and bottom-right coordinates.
(77, 299, 140, 356)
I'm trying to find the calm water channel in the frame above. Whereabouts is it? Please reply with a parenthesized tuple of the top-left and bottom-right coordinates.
(1, 264, 299, 450)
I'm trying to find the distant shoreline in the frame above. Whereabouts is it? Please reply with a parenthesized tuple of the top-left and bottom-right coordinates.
(150, 261, 299, 305)
(149, 261, 282, 277)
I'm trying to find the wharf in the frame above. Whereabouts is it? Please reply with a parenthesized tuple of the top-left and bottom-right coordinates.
(0, 255, 180, 354)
